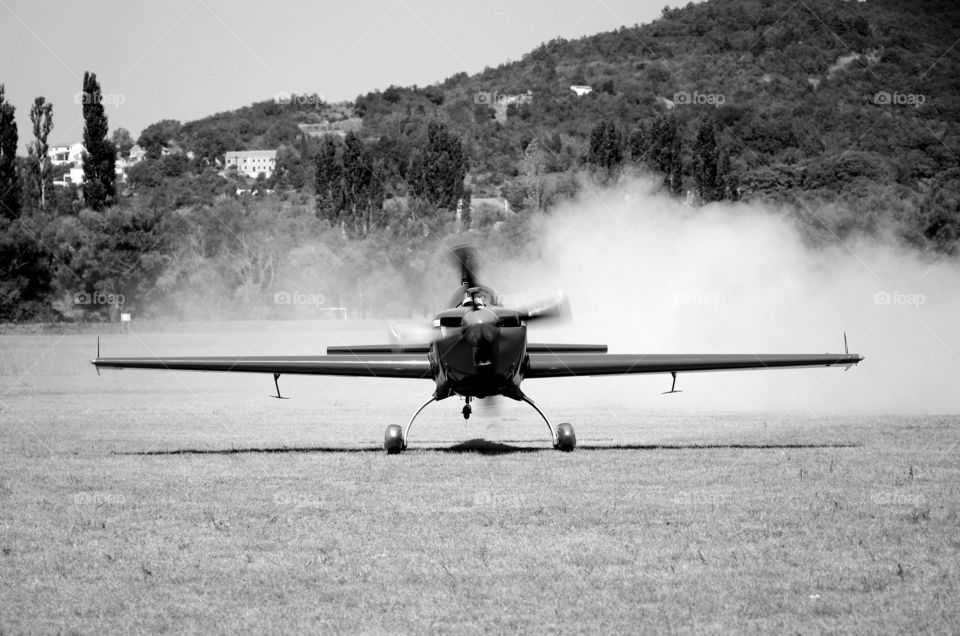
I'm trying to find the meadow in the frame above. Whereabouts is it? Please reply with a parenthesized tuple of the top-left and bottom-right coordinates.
(0, 322, 957, 633)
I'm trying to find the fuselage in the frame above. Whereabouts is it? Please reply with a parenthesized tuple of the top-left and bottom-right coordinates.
(429, 288, 528, 400)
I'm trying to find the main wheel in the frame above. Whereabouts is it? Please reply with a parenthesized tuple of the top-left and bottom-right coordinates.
(555, 422, 576, 452)
(384, 424, 405, 454)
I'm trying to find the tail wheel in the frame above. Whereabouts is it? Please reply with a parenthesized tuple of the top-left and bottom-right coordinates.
(555, 423, 576, 452)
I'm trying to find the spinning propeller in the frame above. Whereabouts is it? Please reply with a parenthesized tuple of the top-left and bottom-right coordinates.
(391, 245, 572, 347)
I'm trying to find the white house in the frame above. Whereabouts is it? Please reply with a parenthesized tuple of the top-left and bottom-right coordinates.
(50, 141, 151, 186)
(48, 142, 85, 166)
(224, 150, 277, 178)
(570, 85, 593, 97)
(63, 166, 84, 185)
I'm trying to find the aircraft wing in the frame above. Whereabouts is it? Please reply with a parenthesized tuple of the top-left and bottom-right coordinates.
(524, 352, 863, 379)
(92, 354, 432, 379)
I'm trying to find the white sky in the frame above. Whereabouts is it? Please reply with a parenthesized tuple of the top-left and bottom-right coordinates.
(0, 0, 680, 152)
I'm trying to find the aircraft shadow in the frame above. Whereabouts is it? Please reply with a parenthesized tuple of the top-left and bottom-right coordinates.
(119, 439, 860, 457)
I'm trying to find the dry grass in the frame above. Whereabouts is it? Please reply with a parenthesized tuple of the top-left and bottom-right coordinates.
(1, 325, 957, 633)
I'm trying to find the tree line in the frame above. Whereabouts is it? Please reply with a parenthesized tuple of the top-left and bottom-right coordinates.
(586, 115, 733, 203)
(1, 73, 121, 320)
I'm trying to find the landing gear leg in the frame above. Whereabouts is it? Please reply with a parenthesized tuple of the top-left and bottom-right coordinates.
(384, 396, 436, 454)
(520, 394, 576, 452)
(462, 396, 473, 420)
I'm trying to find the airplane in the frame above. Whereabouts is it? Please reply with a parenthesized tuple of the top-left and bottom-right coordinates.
(92, 245, 864, 453)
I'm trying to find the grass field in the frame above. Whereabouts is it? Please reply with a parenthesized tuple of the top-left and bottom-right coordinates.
(1, 323, 958, 633)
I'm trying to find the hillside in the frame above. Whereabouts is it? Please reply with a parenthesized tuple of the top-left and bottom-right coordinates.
(4, 0, 960, 321)
(129, 0, 960, 244)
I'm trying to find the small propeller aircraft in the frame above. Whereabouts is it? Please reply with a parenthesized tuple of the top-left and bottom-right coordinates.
(92, 246, 863, 453)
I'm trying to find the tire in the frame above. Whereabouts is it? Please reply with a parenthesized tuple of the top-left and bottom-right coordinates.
(384, 424, 405, 454)
(555, 422, 576, 452)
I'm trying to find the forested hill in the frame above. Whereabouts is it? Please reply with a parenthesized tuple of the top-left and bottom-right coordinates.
(150, 0, 960, 194)
(4, 0, 960, 322)
(136, 0, 960, 246)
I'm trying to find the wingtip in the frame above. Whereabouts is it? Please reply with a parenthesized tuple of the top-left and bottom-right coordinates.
(842, 353, 864, 370)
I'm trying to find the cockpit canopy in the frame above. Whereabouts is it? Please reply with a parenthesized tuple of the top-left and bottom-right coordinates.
(447, 284, 498, 309)
(462, 290, 486, 308)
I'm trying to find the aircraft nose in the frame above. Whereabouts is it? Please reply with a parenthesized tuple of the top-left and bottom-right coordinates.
(462, 307, 500, 347)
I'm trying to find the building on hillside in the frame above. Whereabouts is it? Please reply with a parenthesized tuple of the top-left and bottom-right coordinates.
(224, 150, 277, 178)
(128, 145, 147, 162)
(56, 166, 85, 186)
(570, 85, 593, 97)
(114, 144, 148, 183)
(49, 143, 85, 186)
(48, 142, 86, 166)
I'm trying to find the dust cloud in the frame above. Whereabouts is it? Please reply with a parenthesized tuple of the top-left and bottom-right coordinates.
(479, 177, 960, 415)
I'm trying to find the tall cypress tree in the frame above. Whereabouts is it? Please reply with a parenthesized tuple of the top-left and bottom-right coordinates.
(314, 133, 383, 236)
(648, 114, 683, 196)
(29, 97, 54, 210)
(693, 118, 723, 202)
(80, 72, 116, 210)
(342, 131, 383, 236)
(587, 120, 624, 182)
(406, 121, 466, 209)
(314, 136, 343, 223)
(0, 84, 21, 220)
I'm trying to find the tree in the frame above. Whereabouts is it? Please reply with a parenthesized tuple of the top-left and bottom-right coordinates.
(586, 120, 624, 182)
(406, 121, 467, 209)
(640, 114, 683, 196)
(628, 125, 649, 164)
(111, 127, 134, 157)
(520, 138, 548, 212)
(29, 96, 54, 210)
(0, 216, 52, 319)
(80, 71, 116, 210)
(314, 136, 343, 222)
(52, 203, 172, 319)
(916, 169, 960, 254)
(126, 158, 165, 189)
(313, 133, 383, 236)
(718, 153, 738, 201)
(0, 84, 21, 219)
(341, 131, 384, 236)
(137, 119, 181, 159)
(693, 118, 725, 202)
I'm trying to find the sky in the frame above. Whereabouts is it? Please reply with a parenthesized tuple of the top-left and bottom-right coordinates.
(0, 0, 678, 153)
